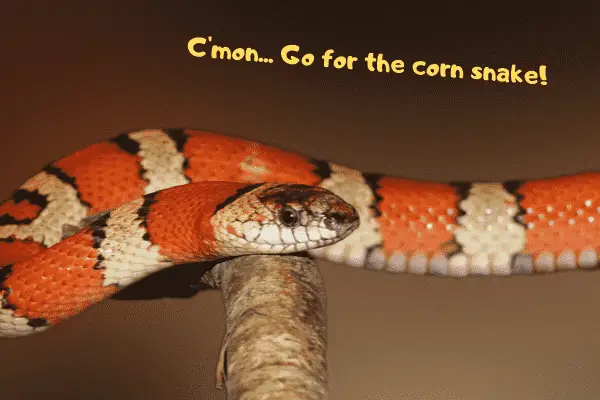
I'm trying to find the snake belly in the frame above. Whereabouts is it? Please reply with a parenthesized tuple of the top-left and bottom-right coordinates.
(0, 128, 599, 335)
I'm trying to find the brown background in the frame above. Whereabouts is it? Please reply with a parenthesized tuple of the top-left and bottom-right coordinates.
(2, 3, 600, 399)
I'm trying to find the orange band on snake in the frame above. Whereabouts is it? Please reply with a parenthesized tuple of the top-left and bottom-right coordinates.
(0, 178, 357, 337)
(1, 128, 598, 337)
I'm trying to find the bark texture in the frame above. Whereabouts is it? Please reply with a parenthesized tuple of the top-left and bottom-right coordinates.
(203, 255, 328, 400)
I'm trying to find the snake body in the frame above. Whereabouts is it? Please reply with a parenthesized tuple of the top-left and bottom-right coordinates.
(1, 128, 599, 337)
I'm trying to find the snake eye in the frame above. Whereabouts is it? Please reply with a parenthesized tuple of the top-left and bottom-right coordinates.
(280, 206, 299, 227)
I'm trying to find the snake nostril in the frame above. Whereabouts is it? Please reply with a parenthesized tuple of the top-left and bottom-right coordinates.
(325, 212, 347, 231)
(332, 213, 345, 222)
(324, 218, 337, 231)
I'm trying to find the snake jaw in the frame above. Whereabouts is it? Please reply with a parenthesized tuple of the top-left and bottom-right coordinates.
(211, 183, 360, 256)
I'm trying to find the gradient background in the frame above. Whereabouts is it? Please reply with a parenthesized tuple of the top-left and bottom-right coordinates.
(2, 3, 600, 399)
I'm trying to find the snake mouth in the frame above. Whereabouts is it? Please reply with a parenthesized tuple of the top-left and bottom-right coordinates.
(213, 182, 360, 256)
(338, 217, 359, 239)
(220, 215, 359, 255)
(253, 236, 340, 254)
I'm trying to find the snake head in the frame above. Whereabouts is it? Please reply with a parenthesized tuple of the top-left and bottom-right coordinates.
(211, 183, 359, 255)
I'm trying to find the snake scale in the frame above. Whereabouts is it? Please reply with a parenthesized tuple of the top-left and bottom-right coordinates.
(1, 128, 598, 337)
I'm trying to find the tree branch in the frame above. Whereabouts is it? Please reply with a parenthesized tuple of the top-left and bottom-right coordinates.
(202, 255, 328, 400)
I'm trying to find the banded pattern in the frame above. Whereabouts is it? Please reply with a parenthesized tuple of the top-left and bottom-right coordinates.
(1, 128, 600, 337)
(0, 170, 89, 256)
(128, 129, 190, 193)
(93, 198, 173, 288)
(2, 129, 600, 277)
(0, 180, 358, 337)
